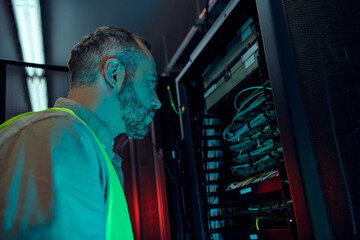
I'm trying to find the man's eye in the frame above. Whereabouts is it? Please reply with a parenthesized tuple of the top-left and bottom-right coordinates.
(149, 79, 157, 87)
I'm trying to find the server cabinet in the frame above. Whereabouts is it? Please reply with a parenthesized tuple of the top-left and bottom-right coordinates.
(160, 0, 360, 239)
(162, 0, 296, 239)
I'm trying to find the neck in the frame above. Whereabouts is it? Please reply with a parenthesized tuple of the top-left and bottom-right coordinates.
(67, 85, 126, 138)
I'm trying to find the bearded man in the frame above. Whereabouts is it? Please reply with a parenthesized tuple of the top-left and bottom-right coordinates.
(0, 26, 161, 240)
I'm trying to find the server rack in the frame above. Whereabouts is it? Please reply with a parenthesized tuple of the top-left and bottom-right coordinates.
(162, 0, 297, 239)
(160, 0, 360, 239)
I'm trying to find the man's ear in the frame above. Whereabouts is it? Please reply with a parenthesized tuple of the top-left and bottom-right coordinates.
(103, 58, 125, 88)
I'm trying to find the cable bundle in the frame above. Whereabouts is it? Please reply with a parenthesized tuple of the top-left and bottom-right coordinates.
(223, 86, 283, 177)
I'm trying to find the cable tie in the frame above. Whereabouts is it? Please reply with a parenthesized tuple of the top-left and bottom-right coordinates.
(262, 111, 271, 119)
(257, 139, 261, 148)
(260, 127, 267, 133)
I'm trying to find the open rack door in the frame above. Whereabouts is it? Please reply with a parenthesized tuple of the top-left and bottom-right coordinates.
(257, 0, 360, 239)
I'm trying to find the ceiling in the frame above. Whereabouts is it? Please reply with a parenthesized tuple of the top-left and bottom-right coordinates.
(0, 0, 208, 74)
(0, 0, 208, 119)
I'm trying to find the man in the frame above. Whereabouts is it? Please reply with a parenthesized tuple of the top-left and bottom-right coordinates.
(0, 26, 161, 239)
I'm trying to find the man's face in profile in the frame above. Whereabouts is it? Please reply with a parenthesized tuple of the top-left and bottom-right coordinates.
(117, 57, 160, 139)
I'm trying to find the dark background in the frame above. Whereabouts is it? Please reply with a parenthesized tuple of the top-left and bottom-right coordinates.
(0, 0, 208, 117)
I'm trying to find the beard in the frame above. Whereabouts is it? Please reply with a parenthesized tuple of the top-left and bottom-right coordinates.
(117, 79, 155, 139)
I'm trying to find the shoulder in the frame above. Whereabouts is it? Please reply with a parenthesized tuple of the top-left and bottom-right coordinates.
(0, 110, 90, 145)
(0, 110, 107, 168)
(0, 109, 109, 185)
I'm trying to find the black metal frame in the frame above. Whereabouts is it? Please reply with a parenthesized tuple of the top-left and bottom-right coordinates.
(255, 1, 332, 239)
(0, 59, 68, 72)
(0, 59, 68, 123)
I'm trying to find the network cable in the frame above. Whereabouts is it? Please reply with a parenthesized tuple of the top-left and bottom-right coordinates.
(167, 85, 185, 115)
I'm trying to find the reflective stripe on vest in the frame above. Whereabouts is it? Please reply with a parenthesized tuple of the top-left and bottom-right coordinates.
(0, 107, 134, 240)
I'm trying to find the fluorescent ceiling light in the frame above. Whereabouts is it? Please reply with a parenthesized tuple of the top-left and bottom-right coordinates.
(12, 0, 48, 111)
(27, 76, 48, 111)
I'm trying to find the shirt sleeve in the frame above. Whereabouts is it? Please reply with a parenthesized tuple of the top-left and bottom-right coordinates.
(0, 114, 108, 240)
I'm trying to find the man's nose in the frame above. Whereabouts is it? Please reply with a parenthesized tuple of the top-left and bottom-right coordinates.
(152, 94, 161, 110)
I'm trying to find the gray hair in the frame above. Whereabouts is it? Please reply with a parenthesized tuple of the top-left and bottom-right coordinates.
(67, 26, 151, 88)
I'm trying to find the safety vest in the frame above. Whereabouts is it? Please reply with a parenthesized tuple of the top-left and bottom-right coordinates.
(0, 107, 134, 240)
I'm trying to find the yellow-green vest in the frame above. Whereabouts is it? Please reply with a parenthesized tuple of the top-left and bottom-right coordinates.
(0, 107, 134, 240)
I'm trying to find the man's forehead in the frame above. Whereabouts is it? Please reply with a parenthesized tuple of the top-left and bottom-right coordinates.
(138, 56, 157, 75)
